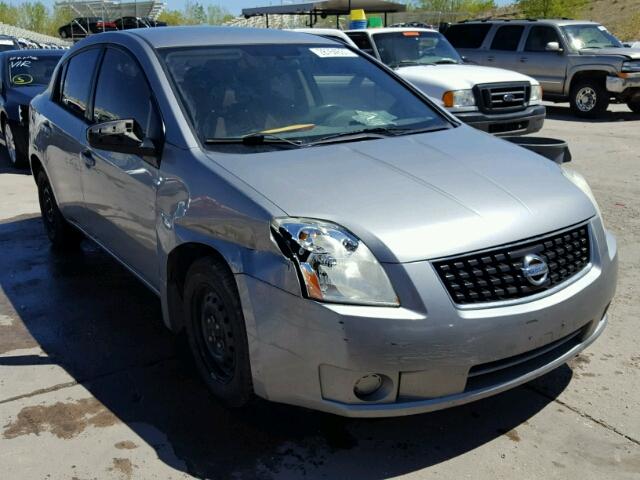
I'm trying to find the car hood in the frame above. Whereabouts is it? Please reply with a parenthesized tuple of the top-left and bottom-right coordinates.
(579, 47, 640, 59)
(396, 64, 536, 93)
(208, 127, 596, 263)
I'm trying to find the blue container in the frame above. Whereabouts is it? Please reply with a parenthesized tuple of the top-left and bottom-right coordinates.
(349, 20, 367, 29)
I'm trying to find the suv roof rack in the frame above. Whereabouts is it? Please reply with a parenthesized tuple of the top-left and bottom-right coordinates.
(459, 17, 539, 24)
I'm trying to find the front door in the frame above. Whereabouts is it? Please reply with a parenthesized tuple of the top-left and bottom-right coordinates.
(80, 46, 164, 288)
(486, 25, 525, 71)
(519, 26, 568, 94)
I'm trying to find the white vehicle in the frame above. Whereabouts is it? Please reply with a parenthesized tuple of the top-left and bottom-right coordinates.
(292, 28, 357, 48)
(314, 28, 545, 136)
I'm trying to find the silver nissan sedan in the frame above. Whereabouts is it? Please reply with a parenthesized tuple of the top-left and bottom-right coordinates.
(29, 27, 618, 417)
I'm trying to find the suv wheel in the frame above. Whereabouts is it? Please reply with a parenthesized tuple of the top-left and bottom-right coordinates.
(36, 171, 82, 249)
(4, 122, 25, 168)
(628, 98, 640, 114)
(183, 256, 253, 407)
(570, 79, 609, 118)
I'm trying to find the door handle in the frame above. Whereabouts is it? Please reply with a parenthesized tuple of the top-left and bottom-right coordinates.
(81, 150, 95, 168)
(520, 57, 528, 63)
(487, 56, 495, 62)
(41, 121, 52, 134)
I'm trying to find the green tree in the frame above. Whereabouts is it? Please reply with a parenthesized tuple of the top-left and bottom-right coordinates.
(207, 5, 233, 25)
(515, 0, 587, 18)
(157, 9, 187, 26)
(185, 1, 207, 24)
(17, 1, 48, 32)
(0, 1, 19, 26)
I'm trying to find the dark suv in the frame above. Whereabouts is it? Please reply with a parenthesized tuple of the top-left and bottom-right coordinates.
(444, 19, 640, 117)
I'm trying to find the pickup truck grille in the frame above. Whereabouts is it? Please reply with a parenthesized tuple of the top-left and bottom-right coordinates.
(433, 224, 591, 305)
(475, 82, 530, 113)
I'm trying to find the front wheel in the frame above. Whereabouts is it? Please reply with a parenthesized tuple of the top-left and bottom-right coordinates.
(628, 98, 640, 114)
(36, 171, 82, 249)
(570, 79, 610, 118)
(4, 122, 26, 168)
(183, 257, 253, 407)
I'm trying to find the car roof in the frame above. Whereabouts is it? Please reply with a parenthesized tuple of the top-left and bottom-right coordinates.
(0, 49, 64, 57)
(346, 27, 439, 34)
(125, 26, 336, 49)
(456, 19, 600, 27)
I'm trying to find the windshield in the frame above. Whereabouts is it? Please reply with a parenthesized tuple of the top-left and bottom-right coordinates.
(562, 24, 623, 50)
(8, 55, 61, 87)
(160, 44, 450, 151)
(372, 31, 462, 68)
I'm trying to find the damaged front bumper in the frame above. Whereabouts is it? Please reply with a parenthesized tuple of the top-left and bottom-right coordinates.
(236, 218, 618, 417)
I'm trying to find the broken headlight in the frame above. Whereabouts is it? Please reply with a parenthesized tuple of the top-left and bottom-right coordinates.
(272, 218, 398, 306)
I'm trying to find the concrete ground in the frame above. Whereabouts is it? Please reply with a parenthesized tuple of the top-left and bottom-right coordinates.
(0, 103, 638, 480)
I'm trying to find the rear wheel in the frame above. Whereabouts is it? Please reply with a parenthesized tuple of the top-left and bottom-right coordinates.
(183, 256, 253, 407)
(4, 122, 25, 168)
(570, 79, 609, 118)
(36, 171, 82, 249)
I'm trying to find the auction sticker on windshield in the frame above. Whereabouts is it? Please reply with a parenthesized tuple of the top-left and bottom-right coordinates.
(309, 47, 358, 58)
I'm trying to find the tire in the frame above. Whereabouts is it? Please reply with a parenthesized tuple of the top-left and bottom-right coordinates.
(4, 122, 26, 168)
(36, 171, 82, 249)
(628, 99, 640, 114)
(183, 256, 253, 407)
(570, 78, 610, 118)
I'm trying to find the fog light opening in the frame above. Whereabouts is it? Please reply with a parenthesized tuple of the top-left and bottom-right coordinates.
(354, 374, 384, 400)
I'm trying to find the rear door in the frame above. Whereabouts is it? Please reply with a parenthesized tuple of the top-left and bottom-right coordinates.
(80, 46, 163, 287)
(520, 25, 567, 94)
(486, 25, 525, 70)
(43, 47, 102, 221)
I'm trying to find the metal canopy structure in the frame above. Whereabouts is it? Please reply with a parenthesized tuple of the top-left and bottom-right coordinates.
(242, 0, 406, 28)
(54, 0, 165, 20)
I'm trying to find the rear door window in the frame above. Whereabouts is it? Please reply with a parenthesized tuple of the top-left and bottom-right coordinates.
(59, 48, 101, 118)
(443, 24, 492, 48)
(525, 26, 562, 52)
(490, 25, 524, 51)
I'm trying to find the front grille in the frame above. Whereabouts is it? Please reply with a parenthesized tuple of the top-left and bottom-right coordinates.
(475, 82, 530, 113)
(433, 224, 591, 305)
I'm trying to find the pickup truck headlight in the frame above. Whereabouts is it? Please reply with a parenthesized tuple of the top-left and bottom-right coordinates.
(530, 84, 543, 104)
(621, 60, 640, 73)
(272, 218, 399, 306)
(562, 166, 602, 219)
(442, 89, 475, 108)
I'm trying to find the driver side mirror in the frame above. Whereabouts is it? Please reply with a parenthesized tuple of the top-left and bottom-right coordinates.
(87, 119, 160, 163)
(545, 41, 563, 53)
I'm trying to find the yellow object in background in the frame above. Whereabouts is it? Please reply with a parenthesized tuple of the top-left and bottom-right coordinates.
(350, 9, 367, 21)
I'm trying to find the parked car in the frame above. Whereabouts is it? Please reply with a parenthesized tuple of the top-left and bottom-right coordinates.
(344, 28, 545, 136)
(444, 19, 640, 117)
(1, 50, 63, 167)
(115, 17, 150, 30)
(30, 27, 617, 417)
(144, 17, 167, 27)
(58, 17, 118, 39)
(0, 35, 21, 52)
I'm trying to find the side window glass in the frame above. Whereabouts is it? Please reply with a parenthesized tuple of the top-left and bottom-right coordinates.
(347, 33, 375, 55)
(60, 48, 101, 118)
(525, 26, 561, 52)
(490, 26, 524, 51)
(92, 48, 161, 141)
(443, 24, 492, 49)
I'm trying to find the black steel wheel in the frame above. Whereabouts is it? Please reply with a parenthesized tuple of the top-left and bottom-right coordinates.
(36, 171, 81, 249)
(183, 256, 253, 407)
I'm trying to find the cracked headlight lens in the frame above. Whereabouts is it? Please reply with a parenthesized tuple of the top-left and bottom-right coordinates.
(272, 218, 398, 306)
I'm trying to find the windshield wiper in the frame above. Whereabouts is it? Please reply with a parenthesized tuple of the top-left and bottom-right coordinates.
(205, 132, 304, 147)
(433, 59, 460, 65)
(389, 60, 421, 68)
(306, 125, 449, 146)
